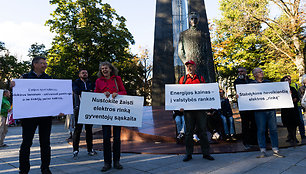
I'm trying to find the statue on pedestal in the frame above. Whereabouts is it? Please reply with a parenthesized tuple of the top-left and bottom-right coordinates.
(178, 12, 215, 82)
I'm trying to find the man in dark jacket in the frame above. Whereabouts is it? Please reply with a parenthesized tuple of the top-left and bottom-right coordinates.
(234, 67, 257, 149)
(12, 56, 62, 174)
(179, 60, 214, 162)
(72, 69, 96, 159)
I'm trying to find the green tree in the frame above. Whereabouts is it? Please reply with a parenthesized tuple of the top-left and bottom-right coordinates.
(134, 47, 152, 105)
(27, 43, 47, 58)
(213, 0, 269, 94)
(45, 0, 135, 85)
(232, 0, 305, 77)
(0, 42, 30, 89)
(213, 0, 304, 87)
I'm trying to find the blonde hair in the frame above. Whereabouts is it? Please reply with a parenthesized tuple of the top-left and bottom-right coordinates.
(97, 61, 118, 78)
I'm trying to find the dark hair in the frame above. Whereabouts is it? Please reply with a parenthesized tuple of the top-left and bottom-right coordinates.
(237, 67, 247, 72)
(31, 56, 46, 70)
(281, 76, 289, 82)
(78, 68, 88, 74)
(97, 61, 118, 78)
(189, 12, 199, 20)
(3, 89, 10, 95)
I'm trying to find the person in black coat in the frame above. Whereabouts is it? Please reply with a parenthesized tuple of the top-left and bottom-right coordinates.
(218, 89, 236, 141)
(72, 69, 97, 159)
(280, 76, 301, 144)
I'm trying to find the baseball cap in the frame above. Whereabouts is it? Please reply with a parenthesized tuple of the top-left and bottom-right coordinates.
(185, 60, 196, 65)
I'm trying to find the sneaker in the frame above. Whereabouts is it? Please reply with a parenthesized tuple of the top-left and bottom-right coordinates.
(88, 150, 97, 156)
(273, 152, 285, 158)
(177, 133, 184, 139)
(212, 132, 220, 140)
(113, 161, 123, 169)
(101, 163, 112, 172)
(203, 155, 215, 160)
(0, 144, 8, 148)
(230, 134, 237, 141)
(193, 134, 200, 142)
(225, 134, 230, 141)
(183, 155, 192, 162)
(73, 151, 78, 159)
(256, 151, 267, 158)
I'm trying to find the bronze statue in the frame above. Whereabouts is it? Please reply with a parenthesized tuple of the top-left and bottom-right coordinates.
(178, 12, 215, 82)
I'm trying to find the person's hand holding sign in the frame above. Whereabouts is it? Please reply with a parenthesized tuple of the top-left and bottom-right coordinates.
(112, 92, 118, 99)
(104, 91, 110, 98)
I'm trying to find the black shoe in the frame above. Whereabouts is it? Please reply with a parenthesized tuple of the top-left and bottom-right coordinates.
(101, 163, 112, 172)
(183, 155, 192, 162)
(203, 155, 215, 161)
(67, 132, 72, 140)
(41, 169, 52, 174)
(113, 161, 123, 169)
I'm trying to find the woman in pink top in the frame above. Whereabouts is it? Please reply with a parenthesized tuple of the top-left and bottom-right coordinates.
(94, 61, 126, 172)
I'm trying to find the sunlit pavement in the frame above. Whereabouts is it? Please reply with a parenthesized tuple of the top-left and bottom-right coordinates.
(1, 122, 306, 174)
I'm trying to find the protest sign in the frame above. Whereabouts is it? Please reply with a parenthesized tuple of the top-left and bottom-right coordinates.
(78, 92, 144, 127)
(236, 82, 294, 111)
(165, 83, 221, 110)
(0, 89, 3, 112)
(12, 79, 73, 119)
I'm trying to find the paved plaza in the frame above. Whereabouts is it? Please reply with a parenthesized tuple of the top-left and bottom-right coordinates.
(1, 122, 306, 174)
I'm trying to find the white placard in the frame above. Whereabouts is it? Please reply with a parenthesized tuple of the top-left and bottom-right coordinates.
(12, 79, 73, 119)
(165, 83, 221, 110)
(78, 92, 144, 127)
(236, 82, 294, 111)
(0, 89, 3, 113)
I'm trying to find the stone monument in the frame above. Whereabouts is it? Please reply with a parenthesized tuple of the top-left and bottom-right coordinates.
(152, 0, 215, 106)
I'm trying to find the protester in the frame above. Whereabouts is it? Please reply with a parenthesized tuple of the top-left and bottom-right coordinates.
(251, 68, 284, 158)
(280, 76, 300, 145)
(288, 75, 306, 140)
(234, 67, 257, 149)
(64, 114, 74, 140)
(218, 89, 236, 141)
(179, 60, 214, 162)
(0, 90, 11, 147)
(11, 56, 64, 174)
(72, 69, 97, 159)
(94, 62, 126, 172)
(173, 110, 185, 140)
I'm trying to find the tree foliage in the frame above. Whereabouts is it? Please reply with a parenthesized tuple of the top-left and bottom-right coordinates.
(213, 0, 305, 89)
(45, 0, 137, 91)
(0, 42, 30, 89)
(28, 43, 47, 58)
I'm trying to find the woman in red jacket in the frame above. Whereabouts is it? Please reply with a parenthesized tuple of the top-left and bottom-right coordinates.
(94, 61, 126, 172)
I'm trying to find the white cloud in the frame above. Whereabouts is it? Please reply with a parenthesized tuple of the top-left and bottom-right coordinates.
(0, 21, 55, 61)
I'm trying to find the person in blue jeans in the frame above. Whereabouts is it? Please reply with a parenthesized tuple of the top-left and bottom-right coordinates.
(218, 89, 236, 141)
(173, 110, 186, 139)
(251, 68, 284, 158)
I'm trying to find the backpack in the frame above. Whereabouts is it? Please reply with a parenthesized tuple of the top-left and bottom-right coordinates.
(181, 74, 204, 84)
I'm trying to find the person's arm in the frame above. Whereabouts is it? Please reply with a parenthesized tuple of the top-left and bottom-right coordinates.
(94, 79, 101, 93)
(115, 76, 126, 95)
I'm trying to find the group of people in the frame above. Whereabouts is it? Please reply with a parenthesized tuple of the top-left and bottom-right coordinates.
(173, 61, 306, 161)
(5, 56, 125, 173)
(1, 57, 306, 172)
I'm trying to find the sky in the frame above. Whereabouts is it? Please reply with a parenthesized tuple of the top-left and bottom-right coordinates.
(0, 0, 221, 61)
